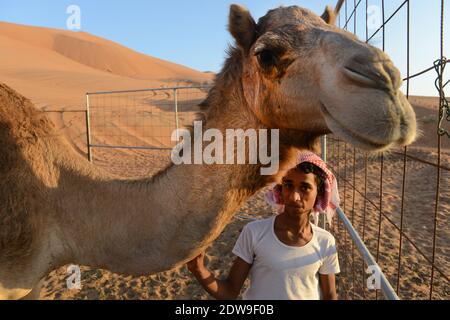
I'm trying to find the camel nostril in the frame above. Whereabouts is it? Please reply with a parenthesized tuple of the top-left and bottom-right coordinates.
(343, 64, 390, 91)
(343, 53, 393, 91)
(343, 66, 379, 88)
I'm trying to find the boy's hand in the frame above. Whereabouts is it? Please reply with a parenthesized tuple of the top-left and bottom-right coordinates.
(186, 254, 252, 300)
(187, 252, 206, 273)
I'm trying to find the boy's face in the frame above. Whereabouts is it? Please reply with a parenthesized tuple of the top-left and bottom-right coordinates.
(280, 169, 318, 215)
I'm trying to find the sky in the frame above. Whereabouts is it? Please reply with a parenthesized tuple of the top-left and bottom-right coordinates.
(0, 0, 448, 96)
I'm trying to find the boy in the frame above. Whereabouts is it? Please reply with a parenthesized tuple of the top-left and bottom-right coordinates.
(187, 151, 340, 300)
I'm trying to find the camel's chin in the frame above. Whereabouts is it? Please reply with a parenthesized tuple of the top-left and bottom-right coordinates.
(319, 102, 393, 152)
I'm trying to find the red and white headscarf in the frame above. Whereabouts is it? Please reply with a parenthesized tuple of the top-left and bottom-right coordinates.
(265, 150, 340, 226)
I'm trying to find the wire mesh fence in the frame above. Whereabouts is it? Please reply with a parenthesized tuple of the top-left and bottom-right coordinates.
(325, 139, 449, 300)
(85, 86, 211, 178)
(329, 0, 449, 300)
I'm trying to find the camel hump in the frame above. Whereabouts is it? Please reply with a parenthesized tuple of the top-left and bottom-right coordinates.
(0, 84, 46, 266)
(0, 82, 55, 139)
(0, 83, 56, 174)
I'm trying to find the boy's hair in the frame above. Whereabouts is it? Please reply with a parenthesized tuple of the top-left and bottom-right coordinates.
(295, 162, 325, 198)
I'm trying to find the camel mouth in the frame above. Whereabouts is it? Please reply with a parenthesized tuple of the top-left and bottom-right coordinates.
(319, 102, 391, 151)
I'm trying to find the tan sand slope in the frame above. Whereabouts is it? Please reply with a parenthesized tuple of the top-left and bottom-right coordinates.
(408, 96, 450, 150)
(0, 21, 211, 81)
(0, 21, 213, 111)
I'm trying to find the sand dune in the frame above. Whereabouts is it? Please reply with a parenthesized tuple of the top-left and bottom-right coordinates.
(0, 21, 212, 111)
(0, 21, 211, 81)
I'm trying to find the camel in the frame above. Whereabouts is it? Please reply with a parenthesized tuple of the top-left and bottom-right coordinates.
(0, 2, 416, 299)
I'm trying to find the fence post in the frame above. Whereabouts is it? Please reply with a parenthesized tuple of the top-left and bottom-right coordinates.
(85, 93, 93, 162)
(336, 207, 400, 300)
(174, 88, 180, 141)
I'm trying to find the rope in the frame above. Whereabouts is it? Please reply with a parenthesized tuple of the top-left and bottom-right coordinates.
(436, 57, 449, 137)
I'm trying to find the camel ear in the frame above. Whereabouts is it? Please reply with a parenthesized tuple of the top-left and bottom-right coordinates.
(321, 5, 337, 25)
(228, 4, 257, 53)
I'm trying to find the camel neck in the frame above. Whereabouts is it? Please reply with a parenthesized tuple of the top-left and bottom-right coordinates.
(54, 154, 269, 275)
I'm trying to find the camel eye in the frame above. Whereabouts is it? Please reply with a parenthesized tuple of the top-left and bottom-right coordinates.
(256, 49, 277, 68)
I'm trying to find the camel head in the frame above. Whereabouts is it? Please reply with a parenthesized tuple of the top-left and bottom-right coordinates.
(228, 3, 416, 151)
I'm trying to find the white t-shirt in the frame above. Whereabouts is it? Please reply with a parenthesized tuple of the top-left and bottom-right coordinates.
(232, 215, 340, 300)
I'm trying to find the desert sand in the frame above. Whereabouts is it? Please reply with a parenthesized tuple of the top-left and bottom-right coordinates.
(0, 21, 448, 300)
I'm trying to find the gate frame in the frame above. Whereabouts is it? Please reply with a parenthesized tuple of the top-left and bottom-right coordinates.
(85, 85, 211, 162)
